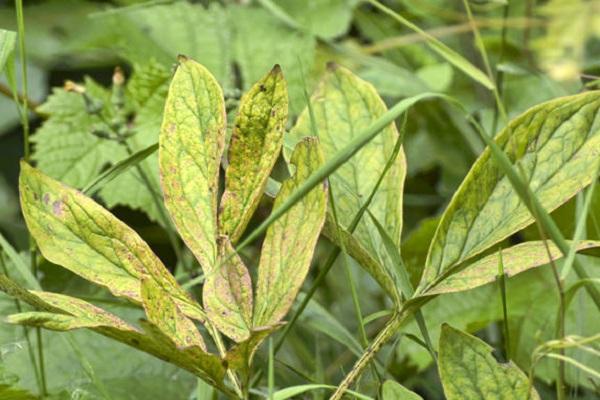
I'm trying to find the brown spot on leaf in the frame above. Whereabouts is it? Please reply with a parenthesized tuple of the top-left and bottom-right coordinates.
(52, 200, 63, 217)
(43, 193, 50, 205)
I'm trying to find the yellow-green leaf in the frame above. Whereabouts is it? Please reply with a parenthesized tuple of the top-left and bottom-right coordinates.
(159, 55, 226, 273)
(253, 137, 327, 327)
(439, 324, 540, 400)
(203, 236, 253, 342)
(225, 324, 282, 376)
(141, 276, 206, 349)
(18, 162, 205, 322)
(428, 240, 600, 295)
(219, 65, 287, 243)
(0, 29, 16, 74)
(381, 380, 423, 400)
(287, 64, 406, 300)
(420, 92, 600, 292)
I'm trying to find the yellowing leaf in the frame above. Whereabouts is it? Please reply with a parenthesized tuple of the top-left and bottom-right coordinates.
(428, 240, 600, 295)
(219, 65, 287, 243)
(420, 92, 600, 292)
(439, 324, 540, 400)
(203, 236, 253, 342)
(159, 55, 226, 273)
(18, 162, 205, 323)
(253, 137, 327, 327)
(141, 277, 206, 349)
(287, 64, 406, 300)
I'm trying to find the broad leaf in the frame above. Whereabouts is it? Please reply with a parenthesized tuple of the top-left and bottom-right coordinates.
(159, 55, 226, 274)
(225, 324, 281, 376)
(203, 237, 253, 342)
(381, 380, 423, 400)
(428, 240, 600, 295)
(219, 65, 287, 243)
(18, 162, 204, 322)
(420, 91, 600, 292)
(287, 64, 406, 300)
(253, 137, 327, 327)
(438, 324, 539, 400)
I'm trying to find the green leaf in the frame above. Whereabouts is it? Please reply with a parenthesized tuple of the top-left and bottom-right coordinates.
(18, 162, 205, 322)
(0, 29, 16, 74)
(203, 236, 253, 342)
(0, 384, 38, 400)
(381, 380, 423, 400)
(219, 65, 287, 243)
(428, 240, 600, 295)
(287, 64, 407, 300)
(253, 137, 327, 327)
(224, 324, 281, 376)
(420, 91, 600, 292)
(159, 55, 226, 274)
(438, 324, 539, 400)
(272, 384, 372, 400)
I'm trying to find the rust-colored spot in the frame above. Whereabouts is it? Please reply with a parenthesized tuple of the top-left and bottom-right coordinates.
(52, 200, 63, 217)
(43, 193, 50, 205)
(168, 123, 176, 134)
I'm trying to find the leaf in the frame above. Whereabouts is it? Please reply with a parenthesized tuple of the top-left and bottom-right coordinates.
(381, 380, 423, 400)
(219, 65, 287, 243)
(428, 240, 600, 295)
(141, 277, 205, 349)
(287, 64, 407, 300)
(0, 29, 16, 74)
(0, 384, 38, 400)
(420, 91, 600, 292)
(253, 137, 327, 327)
(0, 234, 40, 290)
(159, 55, 226, 274)
(203, 237, 253, 342)
(438, 324, 540, 400)
(224, 324, 281, 376)
(272, 384, 372, 400)
(18, 162, 205, 323)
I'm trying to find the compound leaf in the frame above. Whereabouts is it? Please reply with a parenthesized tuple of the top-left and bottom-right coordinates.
(159, 55, 226, 274)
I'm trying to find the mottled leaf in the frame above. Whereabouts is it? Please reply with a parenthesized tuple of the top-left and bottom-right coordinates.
(439, 324, 540, 400)
(428, 240, 600, 295)
(203, 236, 253, 342)
(420, 92, 600, 292)
(219, 65, 287, 243)
(141, 277, 206, 349)
(253, 137, 327, 327)
(159, 55, 226, 274)
(382, 380, 423, 400)
(287, 64, 406, 300)
(18, 162, 205, 323)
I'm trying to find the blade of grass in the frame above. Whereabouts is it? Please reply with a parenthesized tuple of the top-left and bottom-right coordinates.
(268, 338, 275, 400)
(497, 249, 510, 360)
(0, 234, 40, 291)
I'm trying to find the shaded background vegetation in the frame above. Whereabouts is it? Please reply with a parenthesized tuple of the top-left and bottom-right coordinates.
(0, 0, 599, 398)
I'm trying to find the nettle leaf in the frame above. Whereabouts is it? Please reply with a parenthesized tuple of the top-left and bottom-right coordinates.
(203, 236, 253, 342)
(420, 91, 600, 292)
(253, 137, 327, 327)
(31, 78, 126, 187)
(219, 65, 287, 243)
(287, 64, 406, 301)
(429, 240, 600, 295)
(18, 162, 205, 323)
(159, 56, 226, 274)
(381, 380, 423, 400)
(439, 324, 540, 400)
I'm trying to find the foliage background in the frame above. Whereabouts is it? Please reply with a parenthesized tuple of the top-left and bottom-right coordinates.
(0, 0, 599, 399)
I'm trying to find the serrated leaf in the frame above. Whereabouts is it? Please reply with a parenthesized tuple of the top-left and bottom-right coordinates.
(219, 65, 287, 243)
(0, 29, 16, 74)
(253, 137, 327, 327)
(159, 56, 226, 274)
(287, 64, 406, 300)
(141, 277, 205, 349)
(18, 162, 205, 323)
(203, 236, 253, 342)
(428, 240, 600, 295)
(381, 380, 423, 400)
(439, 324, 539, 400)
(420, 92, 600, 291)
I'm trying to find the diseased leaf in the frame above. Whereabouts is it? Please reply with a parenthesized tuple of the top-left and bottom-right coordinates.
(287, 64, 406, 300)
(253, 137, 327, 327)
(428, 240, 600, 295)
(420, 92, 600, 292)
(225, 324, 282, 376)
(219, 65, 287, 243)
(381, 380, 423, 400)
(159, 55, 226, 274)
(141, 277, 206, 349)
(18, 162, 205, 323)
(203, 236, 253, 342)
(439, 324, 540, 400)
